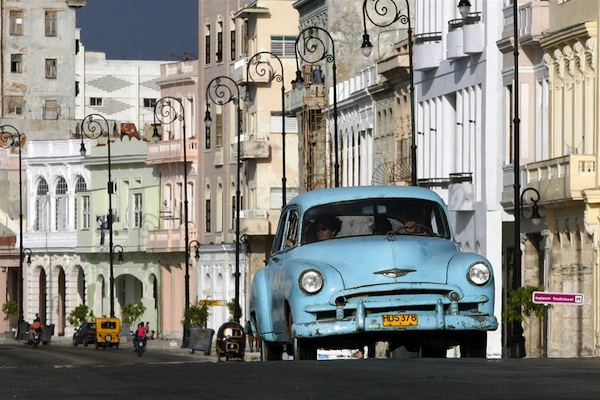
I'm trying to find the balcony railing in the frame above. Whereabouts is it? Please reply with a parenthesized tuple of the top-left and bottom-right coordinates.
(147, 138, 198, 164)
(239, 209, 269, 235)
(502, 154, 596, 210)
(146, 226, 197, 253)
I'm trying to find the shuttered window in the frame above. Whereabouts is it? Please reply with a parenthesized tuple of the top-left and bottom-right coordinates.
(271, 36, 296, 57)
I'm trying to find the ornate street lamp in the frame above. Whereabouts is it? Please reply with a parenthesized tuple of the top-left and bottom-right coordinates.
(188, 239, 201, 262)
(80, 114, 120, 318)
(204, 76, 243, 323)
(520, 188, 541, 226)
(0, 125, 27, 336)
(294, 26, 340, 188)
(244, 51, 288, 207)
(362, 0, 416, 186)
(152, 97, 191, 316)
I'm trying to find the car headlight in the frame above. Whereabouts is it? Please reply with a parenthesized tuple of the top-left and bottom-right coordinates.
(299, 269, 324, 294)
(467, 262, 491, 285)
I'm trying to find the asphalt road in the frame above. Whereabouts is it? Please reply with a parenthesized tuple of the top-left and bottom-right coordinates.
(2, 340, 600, 400)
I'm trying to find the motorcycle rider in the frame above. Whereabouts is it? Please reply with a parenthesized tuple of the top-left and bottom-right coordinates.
(133, 322, 146, 351)
(29, 316, 43, 344)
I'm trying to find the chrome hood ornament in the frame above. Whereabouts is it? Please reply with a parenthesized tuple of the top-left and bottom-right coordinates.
(374, 268, 416, 278)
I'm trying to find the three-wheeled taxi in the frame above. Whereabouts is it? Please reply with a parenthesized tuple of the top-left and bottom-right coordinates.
(95, 317, 120, 349)
(216, 322, 245, 361)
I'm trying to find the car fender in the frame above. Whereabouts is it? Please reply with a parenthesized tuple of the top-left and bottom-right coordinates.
(447, 252, 495, 315)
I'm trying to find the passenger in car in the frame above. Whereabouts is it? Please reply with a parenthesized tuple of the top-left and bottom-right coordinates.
(373, 215, 393, 235)
(308, 214, 342, 242)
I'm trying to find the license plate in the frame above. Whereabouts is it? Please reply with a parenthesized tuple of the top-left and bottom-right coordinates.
(382, 314, 418, 327)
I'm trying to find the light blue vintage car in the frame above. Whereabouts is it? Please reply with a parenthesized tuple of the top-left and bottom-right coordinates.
(250, 186, 498, 360)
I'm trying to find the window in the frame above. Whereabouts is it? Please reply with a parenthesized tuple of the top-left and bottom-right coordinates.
(6, 96, 24, 115)
(205, 24, 211, 64)
(205, 198, 211, 233)
(11, 54, 22, 73)
(144, 98, 157, 108)
(45, 59, 57, 79)
(205, 104, 211, 149)
(10, 11, 23, 36)
(217, 21, 223, 63)
(90, 97, 103, 106)
(45, 11, 57, 37)
(75, 177, 89, 230)
(230, 24, 236, 61)
(216, 111, 223, 147)
(44, 100, 58, 120)
(55, 177, 68, 231)
(134, 193, 143, 228)
(271, 36, 296, 57)
(35, 179, 50, 231)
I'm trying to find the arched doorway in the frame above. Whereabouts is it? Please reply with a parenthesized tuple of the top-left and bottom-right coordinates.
(94, 275, 106, 318)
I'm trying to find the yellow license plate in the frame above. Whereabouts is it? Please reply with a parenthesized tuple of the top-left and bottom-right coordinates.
(382, 314, 418, 327)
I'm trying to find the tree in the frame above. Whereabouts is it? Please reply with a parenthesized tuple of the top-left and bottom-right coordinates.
(2, 300, 18, 324)
(503, 285, 547, 323)
(183, 302, 210, 329)
(67, 304, 94, 327)
(121, 302, 146, 325)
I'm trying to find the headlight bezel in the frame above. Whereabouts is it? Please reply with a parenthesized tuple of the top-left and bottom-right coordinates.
(298, 269, 324, 294)
(467, 262, 491, 286)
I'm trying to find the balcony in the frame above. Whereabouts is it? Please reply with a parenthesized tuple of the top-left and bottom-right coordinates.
(502, 154, 596, 210)
(448, 173, 474, 212)
(147, 138, 198, 164)
(146, 227, 197, 253)
(240, 134, 270, 160)
(413, 32, 442, 71)
(24, 231, 77, 250)
(518, 1, 550, 45)
(239, 209, 269, 235)
(447, 13, 483, 59)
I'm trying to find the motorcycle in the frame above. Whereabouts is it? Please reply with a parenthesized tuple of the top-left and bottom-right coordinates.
(32, 330, 42, 348)
(134, 336, 146, 357)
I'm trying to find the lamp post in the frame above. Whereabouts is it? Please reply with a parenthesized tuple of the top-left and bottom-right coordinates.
(80, 114, 119, 318)
(152, 97, 191, 318)
(244, 51, 287, 207)
(510, 0, 526, 357)
(294, 26, 340, 188)
(204, 76, 242, 323)
(0, 125, 27, 335)
(362, 0, 416, 186)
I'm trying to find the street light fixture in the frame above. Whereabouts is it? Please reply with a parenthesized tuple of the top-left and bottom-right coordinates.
(244, 51, 288, 207)
(294, 26, 340, 188)
(362, 0, 416, 186)
(520, 188, 541, 226)
(204, 76, 243, 323)
(458, 0, 472, 19)
(80, 114, 119, 318)
(152, 97, 191, 321)
(0, 125, 26, 334)
(188, 239, 201, 262)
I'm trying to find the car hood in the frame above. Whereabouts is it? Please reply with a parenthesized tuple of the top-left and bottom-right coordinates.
(296, 236, 459, 287)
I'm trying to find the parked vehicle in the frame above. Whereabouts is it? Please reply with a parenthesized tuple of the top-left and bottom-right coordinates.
(95, 317, 120, 349)
(250, 186, 498, 360)
(72, 322, 96, 347)
(216, 322, 245, 361)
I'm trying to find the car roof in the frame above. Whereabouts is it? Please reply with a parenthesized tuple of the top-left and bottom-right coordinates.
(287, 186, 446, 213)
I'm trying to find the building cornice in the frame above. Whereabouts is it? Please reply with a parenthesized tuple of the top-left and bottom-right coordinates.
(540, 21, 597, 51)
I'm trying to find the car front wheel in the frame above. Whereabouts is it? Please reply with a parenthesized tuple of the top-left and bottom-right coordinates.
(460, 331, 487, 358)
(72, 338, 78, 347)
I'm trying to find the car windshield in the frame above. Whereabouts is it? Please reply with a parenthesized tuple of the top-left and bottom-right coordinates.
(301, 198, 450, 244)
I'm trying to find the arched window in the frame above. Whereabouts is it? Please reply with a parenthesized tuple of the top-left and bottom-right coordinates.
(35, 178, 50, 231)
(55, 177, 68, 231)
(75, 176, 89, 230)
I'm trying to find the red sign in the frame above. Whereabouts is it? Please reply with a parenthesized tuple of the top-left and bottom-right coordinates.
(532, 291, 584, 305)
